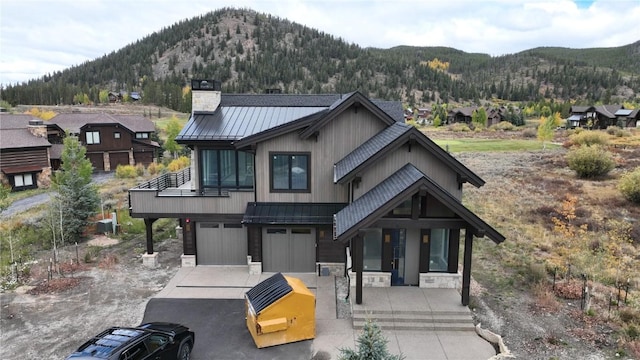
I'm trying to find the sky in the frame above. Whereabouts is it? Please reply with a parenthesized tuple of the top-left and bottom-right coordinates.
(1, 0, 639, 85)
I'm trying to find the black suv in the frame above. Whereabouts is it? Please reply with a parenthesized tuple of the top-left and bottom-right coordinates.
(65, 322, 195, 360)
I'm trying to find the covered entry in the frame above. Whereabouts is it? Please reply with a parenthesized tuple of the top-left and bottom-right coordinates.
(196, 222, 246, 265)
(262, 227, 315, 272)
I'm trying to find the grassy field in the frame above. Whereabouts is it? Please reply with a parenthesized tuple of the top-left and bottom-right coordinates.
(433, 138, 561, 152)
(153, 115, 188, 131)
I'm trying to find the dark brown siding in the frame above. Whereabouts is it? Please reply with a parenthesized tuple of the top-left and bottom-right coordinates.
(82, 124, 132, 152)
(317, 227, 344, 262)
(0, 148, 49, 170)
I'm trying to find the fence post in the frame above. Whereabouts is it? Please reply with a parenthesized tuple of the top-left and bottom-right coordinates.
(552, 267, 557, 291)
(580, 274, 587, 311)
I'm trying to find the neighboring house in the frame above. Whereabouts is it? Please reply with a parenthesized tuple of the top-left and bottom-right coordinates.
(0, 114, 64, 191)
(615, 108, 640, 128)
(447, 107, 476, 124)
(51, 113, 160, 171)
(128, 79, 505, 306)
(568, 105, 632, 129)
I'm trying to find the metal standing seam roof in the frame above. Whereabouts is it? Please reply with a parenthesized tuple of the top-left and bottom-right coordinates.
(243, 202, 348, 225)
(334, 122, 412, 182)
(333, 163, 505, 244)
(176, 93, 405, 143)
(177, 106, 327, 141)
(567, 114, 583, 121)
(245, 272, 292, 314)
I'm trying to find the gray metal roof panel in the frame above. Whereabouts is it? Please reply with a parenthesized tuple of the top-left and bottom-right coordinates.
(243, 202, 348, 225)
(177, 106, 326, 141)
(615, 109, 633, 116)
(221, 94, 342, 107)
(334, 122, 412, 182)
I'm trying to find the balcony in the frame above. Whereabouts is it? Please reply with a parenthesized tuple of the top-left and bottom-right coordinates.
(128, 167, 254, 218)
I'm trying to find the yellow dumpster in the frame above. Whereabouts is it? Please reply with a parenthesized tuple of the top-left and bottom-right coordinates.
(245, 272, 315, 348)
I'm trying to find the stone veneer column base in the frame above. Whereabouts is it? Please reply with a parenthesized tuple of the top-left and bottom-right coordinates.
(142, 252, 159, 268)
(317, 263, 345, 276)
(181, 254, 196, 267)
(419, 272, 462, 289)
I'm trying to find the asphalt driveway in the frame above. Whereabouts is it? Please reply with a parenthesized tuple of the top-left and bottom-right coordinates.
(142, 298, 312, 360)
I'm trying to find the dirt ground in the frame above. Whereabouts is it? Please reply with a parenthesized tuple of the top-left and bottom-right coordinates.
(0, 235, 183, 360)
(1, 135, 638, 360)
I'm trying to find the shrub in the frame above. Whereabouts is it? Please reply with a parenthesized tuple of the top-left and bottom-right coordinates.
(135, 164, 145, 177)
(618, 167, 640, 203)
(570, 130, 609, 147)
(448, 123, 471, 132)
(115, 165, 137, 179)
(491, 121, 516, 131)
(566, 145, 615, 178)
(167, 156, 190, 172)
(522, 128, 537, 138)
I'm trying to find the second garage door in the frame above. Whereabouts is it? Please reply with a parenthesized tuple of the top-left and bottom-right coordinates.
(196, 222, 247, 265)
(262, 227, 315, 272)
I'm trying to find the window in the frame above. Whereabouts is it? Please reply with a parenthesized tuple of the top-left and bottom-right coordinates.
(391, 199, 412, 216)
(114, 132, 121, 139)
(429, 229, 449, 272)
(136, 133, 149, 139)
(120, 341, 148, 360)
(86, 131, 100, 144)
(200, 149, 254, 194)
(270, 153, 310, 192)
(362, 229, 382, 271)
(144, 334, 169, 353)
(13, 174, 34, 188)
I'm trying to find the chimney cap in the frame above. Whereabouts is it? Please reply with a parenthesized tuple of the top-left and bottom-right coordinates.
(191, 79, 221, 91)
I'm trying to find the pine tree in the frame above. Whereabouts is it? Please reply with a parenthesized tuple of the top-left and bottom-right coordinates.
(51, 135, 100, 243)
(338, 320, 405, 360)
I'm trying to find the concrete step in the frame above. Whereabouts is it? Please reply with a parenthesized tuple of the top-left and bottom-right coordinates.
(352, 319, 476, 332)
(352, 309, 476, 332)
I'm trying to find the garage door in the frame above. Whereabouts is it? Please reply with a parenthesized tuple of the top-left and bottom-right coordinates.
(196, 222, 247, 265)
(262, 228, 315, 272)
(109, 152, 130, 169)
(87, 153, 104, 171)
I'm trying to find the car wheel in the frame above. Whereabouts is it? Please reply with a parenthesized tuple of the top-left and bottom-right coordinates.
(178, 342, 191, 360)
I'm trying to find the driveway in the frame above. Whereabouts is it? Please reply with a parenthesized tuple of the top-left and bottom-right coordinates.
(142, 298, 312, 360)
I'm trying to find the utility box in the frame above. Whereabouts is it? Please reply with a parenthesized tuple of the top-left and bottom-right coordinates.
(245, 272, 315, 348)
(97, 219, 113, 234)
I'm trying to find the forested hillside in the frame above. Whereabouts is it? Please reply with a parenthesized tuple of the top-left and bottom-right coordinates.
(2, 7, 639, 111)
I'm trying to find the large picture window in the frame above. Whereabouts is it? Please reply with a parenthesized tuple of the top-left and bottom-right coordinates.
(429, 228, 449, 272)
(13, 173, 34, 188)
(85, 131, 100, 145)
(270, 153, 310, 192)
(200, 149, 254, 194)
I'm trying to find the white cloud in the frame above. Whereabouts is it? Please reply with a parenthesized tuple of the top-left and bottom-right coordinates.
(1, 0, 638, 85)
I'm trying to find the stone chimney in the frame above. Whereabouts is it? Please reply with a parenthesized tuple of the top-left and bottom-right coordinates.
(191, 79, 221, 113)
(27, 119, 47, 138)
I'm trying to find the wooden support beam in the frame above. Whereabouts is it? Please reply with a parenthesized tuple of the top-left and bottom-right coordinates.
(462, 229, 473, 306)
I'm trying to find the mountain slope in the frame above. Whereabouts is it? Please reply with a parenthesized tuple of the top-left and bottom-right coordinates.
(2, 8, 638, 110)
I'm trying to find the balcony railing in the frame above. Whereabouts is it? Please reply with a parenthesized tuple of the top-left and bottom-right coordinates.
(133, 167, 191, 191)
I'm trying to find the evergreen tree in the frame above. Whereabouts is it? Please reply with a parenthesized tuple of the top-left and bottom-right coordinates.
(338, 320, 405, 360)
(51, 135, 100, 243)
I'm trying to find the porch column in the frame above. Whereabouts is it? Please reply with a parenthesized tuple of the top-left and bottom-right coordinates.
(144, 218, 158, 254)
(461, 229, 473, 306)
(353, 235, 364, 305)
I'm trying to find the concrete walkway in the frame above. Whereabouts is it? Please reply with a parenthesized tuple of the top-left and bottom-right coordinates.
(155, 266, 496, 360)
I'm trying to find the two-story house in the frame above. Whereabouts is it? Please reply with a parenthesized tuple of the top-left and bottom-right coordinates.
(0, 114, 64, 191)
(128, 80, 504, 305)
(51, 113, 160, 171)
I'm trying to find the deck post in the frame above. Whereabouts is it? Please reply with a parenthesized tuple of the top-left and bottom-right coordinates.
(144, 218, 157, 254)
(462, 229, 473, 306)
(354, 235, 363, 305)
